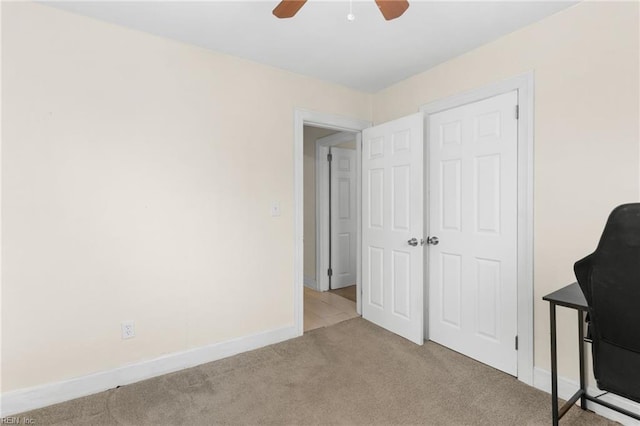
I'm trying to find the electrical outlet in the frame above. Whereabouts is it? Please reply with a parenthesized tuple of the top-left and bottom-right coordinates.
(121, 321, 135, 339)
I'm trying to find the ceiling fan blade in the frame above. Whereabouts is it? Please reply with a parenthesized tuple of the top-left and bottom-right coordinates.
(272, 0, 308, 19)
(375, 0, 410, 20)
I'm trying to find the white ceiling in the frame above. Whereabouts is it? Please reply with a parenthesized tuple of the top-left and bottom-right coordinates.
(47, 1, 577, 93)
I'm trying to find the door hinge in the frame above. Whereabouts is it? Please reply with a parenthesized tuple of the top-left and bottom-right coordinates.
(515, 336, 519, 351)
(515, 105, 519, 120)
(328, 268, 333, 277)
(327, 153, 333, 162)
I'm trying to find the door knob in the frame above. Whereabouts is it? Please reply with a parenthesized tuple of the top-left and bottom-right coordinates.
(408, 238, 426, 247)
(427, 236, 439, 245)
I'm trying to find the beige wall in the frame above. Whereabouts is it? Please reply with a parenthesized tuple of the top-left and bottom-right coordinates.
(303, 126, 337, 282)
(1, 3, 370, 392)
(336, 140, 356, 150)
(373, 1, 640, 381)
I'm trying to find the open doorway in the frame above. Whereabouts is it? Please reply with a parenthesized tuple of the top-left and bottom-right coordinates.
(303, 125, 359, 332)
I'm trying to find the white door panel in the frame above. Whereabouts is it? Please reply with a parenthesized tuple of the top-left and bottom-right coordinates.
(362, 113, 424, 345)
(331, 147, 356, 289)
(429, 91, 518, 375)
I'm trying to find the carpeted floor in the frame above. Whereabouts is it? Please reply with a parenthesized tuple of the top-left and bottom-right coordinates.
(329, 285, 357, 302)
(20, 318, 616, 425)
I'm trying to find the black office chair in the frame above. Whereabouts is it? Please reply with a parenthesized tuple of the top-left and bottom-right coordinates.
(574, 203, 640, 404)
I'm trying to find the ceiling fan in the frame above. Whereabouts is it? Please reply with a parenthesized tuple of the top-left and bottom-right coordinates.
(272, 0, 410, 21)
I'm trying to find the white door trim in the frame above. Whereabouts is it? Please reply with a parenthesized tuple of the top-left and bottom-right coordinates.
(316, 131, 359, 294)
(420, 71, 535, 386)
(294, 110, 371, 335)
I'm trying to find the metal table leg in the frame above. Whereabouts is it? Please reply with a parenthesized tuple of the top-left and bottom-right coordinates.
(550, 303, 559, 426)
(578, 310, 587, 410)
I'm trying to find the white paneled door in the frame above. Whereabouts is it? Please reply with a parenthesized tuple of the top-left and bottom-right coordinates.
(331, 147, 357, 289)
(428, 91, 518, 375)
(362, 113, 424, 345)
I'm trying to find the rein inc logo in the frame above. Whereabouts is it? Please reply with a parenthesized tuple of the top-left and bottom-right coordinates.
(1, 417, 35, 425)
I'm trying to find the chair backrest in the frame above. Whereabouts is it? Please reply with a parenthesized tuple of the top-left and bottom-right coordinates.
(575, 203, 640, 353)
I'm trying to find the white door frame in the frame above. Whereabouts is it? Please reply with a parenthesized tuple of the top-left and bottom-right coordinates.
(315, 131, 359, 294)
(420, 71, 535, 386)
(294, 110, 371, 335)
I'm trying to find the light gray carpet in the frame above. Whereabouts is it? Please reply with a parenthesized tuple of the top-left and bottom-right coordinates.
(19, 318, 617, 425)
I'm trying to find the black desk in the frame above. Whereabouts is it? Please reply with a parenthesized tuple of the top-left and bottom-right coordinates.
(543, 283, 640, 425)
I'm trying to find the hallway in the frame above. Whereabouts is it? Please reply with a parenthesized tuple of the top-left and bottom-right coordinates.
(303, 287, 359, 332)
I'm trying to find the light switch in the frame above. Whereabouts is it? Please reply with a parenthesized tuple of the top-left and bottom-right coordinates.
(270, 201, 281, 217)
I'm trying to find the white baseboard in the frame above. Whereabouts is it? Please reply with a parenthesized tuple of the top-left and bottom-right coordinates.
(303, 275, 317, 290)
(533, 367, 640, 425)
(1, 325, 298, 418)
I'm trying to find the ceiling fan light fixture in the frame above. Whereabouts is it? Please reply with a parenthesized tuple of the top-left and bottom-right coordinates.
(272, 0, 409, 21)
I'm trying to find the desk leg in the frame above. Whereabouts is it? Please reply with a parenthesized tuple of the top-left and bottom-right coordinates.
(578, 310, 586, 410)
(550, 303, 559, 426)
